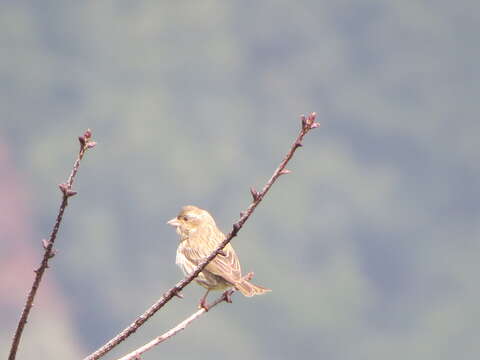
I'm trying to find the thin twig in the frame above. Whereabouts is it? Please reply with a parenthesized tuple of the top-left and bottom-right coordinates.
(115, 289, 236, 360)
(8, 130, 96, 360)
(83, 113, 319, 360)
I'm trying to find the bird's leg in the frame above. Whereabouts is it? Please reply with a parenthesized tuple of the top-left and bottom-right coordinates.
(222, 289, 234, 304)
(198, 289, 210, 311)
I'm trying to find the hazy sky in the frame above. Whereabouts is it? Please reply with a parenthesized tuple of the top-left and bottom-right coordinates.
(2, 2, 479, 359)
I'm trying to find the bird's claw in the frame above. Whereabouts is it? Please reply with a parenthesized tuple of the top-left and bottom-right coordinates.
(198, 299, 209, 311)
(223, 289, 234, 304)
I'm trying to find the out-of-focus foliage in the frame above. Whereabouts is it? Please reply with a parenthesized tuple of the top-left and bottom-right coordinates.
(1, 1, 479, 359)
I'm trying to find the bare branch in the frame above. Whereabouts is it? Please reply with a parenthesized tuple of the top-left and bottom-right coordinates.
(8, 129, 96, 360)
(83, 113, 319, 360)
(115, 290, 236, 360)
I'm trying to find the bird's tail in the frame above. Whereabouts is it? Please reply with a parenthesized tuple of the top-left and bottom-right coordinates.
(234, 272, 271, 297)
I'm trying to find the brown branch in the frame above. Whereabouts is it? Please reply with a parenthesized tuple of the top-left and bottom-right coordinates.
(115, 289, 236, 360)
(8, 130, 96, 360)
(83, 113, 319, 360)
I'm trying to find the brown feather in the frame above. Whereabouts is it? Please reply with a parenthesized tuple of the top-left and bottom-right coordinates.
(171, 205, 271, 296)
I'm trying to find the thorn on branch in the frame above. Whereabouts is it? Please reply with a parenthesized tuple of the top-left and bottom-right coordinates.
(250, 187, 260, 201)
(58, 183, 77, 197)
(294, 141, 303, 149)
(239, 211, 245, 218)
(172, 289, 184, 299)
(41, 238, 56, 257)
(86, 141, 97, 149)
(66, 189, 78, 197)
(216, 249, 226, 257)
(58, 183, 68, 195)
(279, 169, 291, 175)
(42, 239, 51, 250)
(232, 223, 240, 233)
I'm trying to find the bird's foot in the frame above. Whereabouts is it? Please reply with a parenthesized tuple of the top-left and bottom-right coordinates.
(198, 298, 209, 311)
(222, 289, 234, 304)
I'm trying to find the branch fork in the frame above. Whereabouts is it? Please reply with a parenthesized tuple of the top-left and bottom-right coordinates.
(86, 113, 319, 360)
(250, 187, 260, 201)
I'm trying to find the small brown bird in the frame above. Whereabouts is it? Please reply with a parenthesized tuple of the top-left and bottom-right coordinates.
(168, 205, 270, 309)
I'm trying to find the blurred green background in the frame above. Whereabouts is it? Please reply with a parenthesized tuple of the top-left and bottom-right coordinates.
(1, 1, 479, 359)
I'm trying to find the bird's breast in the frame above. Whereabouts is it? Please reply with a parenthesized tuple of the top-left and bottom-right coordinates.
(176, 244, 194, 276)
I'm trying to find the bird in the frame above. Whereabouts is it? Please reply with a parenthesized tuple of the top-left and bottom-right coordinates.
(167, 205, 271, 310)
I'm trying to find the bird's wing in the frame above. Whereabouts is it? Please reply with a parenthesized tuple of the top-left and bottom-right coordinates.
(206, 243, 242, 283)
(181, 243, 242, 285)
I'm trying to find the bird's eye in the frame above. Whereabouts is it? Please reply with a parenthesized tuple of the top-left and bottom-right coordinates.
(182, 216, 189, 221)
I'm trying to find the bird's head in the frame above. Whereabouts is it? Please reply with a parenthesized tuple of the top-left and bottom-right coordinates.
(167, 205, 216, 239)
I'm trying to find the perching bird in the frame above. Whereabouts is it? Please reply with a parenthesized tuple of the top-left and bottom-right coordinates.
(168, 205, 270, 309)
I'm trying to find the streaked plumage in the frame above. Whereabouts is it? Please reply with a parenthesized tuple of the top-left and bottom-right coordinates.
(168, 205, 270, 307)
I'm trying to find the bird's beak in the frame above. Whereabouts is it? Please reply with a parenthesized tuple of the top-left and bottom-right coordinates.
(167, 218, 180, 227)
